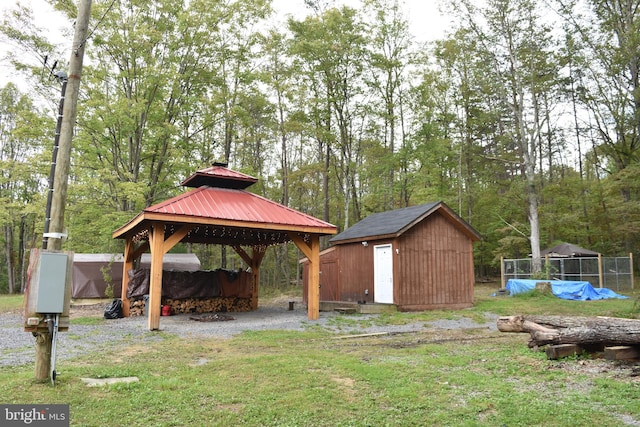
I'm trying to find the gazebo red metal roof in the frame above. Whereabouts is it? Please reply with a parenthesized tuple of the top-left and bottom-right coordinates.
(112, 164, 336, 246)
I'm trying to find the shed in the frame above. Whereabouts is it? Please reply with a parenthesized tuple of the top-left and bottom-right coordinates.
(112, 163, 336, 330)
(302, 201, 481, 311)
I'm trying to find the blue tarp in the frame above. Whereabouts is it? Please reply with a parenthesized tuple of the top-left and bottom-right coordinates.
(505, 279, 629, 301)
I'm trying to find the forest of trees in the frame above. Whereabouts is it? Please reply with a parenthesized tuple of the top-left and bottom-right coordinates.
(0, 0, 639, 294)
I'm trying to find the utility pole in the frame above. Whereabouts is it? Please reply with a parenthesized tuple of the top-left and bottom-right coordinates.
(35, 0, 92, 382)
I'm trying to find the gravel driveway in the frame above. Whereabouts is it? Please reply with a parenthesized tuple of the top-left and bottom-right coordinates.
(0, 302, 498, 368)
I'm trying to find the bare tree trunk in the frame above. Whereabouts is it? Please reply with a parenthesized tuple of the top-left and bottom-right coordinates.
(3, 224, 15, 293)
(498, 315, 640, 347)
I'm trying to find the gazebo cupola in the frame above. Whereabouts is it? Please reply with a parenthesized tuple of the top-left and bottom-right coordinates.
(181, 162, 257, 189)
(113, 163, 336, 330)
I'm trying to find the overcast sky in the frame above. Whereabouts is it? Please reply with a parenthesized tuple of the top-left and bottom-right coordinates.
(0, 0, 450, 89)
(271, 0, 450, 43)
(1, 0, 450, 46)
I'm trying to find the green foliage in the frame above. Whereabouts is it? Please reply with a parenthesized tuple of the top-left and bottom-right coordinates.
(1, 286, 640, 425)
(0, 83, 52, 293)
(0, 294, 24, 312)
(2, 0, 640, 294)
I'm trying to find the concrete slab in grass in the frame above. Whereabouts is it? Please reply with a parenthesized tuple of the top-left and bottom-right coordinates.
(80, 377, 139, 387)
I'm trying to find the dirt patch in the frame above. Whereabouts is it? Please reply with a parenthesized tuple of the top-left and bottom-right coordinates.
(189, 313, 235, 322)
(70, 303, 107, 317)
(549, 358, 640, 382)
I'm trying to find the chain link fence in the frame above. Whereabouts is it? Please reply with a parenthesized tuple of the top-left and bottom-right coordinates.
(501, 254, 634, 292)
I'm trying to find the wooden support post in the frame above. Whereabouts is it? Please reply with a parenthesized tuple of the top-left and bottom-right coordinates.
(33, 336, 52, 382)
(120, 238, 134, 316)
(598, 253, 603, 288)
(287, 233, 321, 320)
(630, 253, 635, 290)
(232, 245, 266, 310)
(251, 269, 259, 310)
(251, 247, 266, 310)
(148, 223, 164, 330)
(34, 332, 52, 381)
(545, 255, 549, 279)
(307, 236, 320, 320)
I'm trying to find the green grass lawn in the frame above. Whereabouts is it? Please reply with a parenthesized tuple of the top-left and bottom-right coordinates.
(0, 283, 639, 426)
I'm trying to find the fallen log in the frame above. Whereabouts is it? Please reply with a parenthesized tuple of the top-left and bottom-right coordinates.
(496, 315, 622, 332)
(498, 315, 640, 347)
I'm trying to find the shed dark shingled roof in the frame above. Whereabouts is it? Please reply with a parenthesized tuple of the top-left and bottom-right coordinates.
(540, 242, 599, 257)
(330, 201, 481, 244)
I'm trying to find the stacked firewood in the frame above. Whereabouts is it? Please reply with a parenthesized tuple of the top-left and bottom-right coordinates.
(162, 297, 252, 314)
(128, 297, 253, 316)
(128, 299, 146, 316)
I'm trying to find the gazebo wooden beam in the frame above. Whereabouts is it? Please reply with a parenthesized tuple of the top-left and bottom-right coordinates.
(120, 238, 134, 316)
(148, 223, 165, 330)
(131, 241, 149, 261)
(288, 233, 320, 320)
(232, 245, 266, 310)
(120, 240, 149, 317)
(163, 225, 194, 254)
(114, 211, 336, 239)
(144, 223, 197, 330)
(231, 245, 253, 266)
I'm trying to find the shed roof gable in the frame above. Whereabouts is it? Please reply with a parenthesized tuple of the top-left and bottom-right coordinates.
(330, 201, 481, 244)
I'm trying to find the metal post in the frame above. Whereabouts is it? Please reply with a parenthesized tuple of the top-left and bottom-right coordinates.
(598, 253, 603, 289)
(42, 77, 67, 249)
(631, 253, 635, 290)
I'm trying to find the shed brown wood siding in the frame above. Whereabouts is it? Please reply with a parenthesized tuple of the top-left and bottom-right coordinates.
(302, 247, 341, 303)
(302, 243, 377, 303)
(395, 212, 474, 310)
(318, 249, 339, 301)
(336, 241, 381, 303)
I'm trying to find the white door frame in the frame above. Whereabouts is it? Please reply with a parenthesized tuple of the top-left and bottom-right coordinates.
(373, 244, 394, 304)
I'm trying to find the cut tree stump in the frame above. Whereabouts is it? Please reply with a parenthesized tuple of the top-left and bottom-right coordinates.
(535, 282, 552, 295)
(497, 315, 640, 348)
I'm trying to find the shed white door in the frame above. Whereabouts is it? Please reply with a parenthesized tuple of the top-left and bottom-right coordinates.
(374, 244, 394, 304)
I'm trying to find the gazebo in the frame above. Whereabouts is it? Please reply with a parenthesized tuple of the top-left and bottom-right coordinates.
(112, 163, 337, 330)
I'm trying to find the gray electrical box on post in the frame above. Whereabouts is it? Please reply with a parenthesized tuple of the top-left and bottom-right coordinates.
(24, 249, 74, 333)
(23, 249, 74, 385)
(35, 252, 69, 313)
